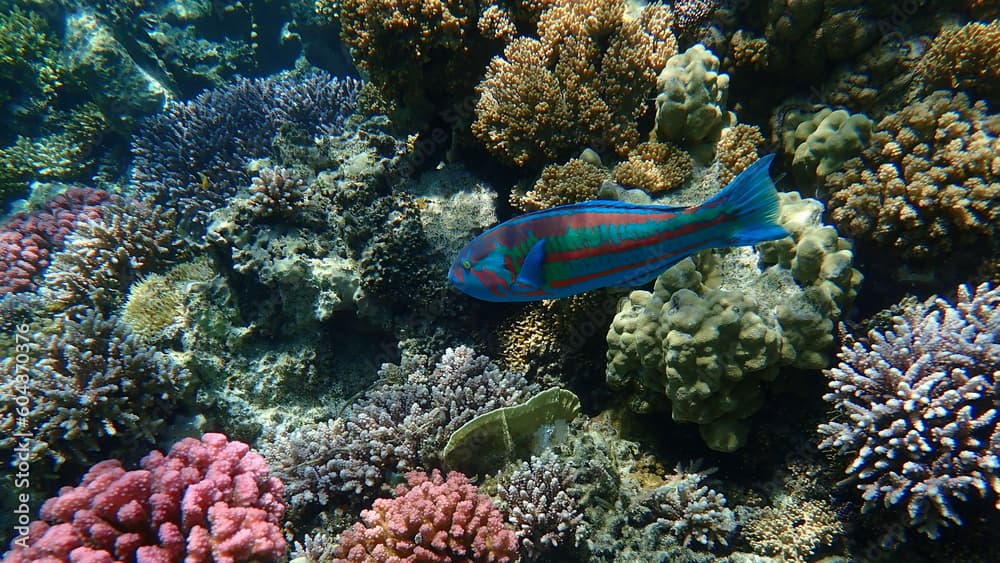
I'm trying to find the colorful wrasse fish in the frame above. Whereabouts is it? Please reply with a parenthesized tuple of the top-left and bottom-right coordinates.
(448, 155, 788, 302)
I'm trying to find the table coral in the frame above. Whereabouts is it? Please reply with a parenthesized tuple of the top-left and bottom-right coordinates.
(818, 283, 1000, 539)
(334, 469, 519, 562)
(606, 191, 861, 451)
(920, 20, 1000, 104)
(825, 90, 1000, 264)
(472, 0, 677, 166)
(3, 433, 286, 563)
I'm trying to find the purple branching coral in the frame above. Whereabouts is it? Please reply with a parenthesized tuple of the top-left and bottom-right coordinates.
(495, 452, 582, 559)
(818, 283, 1000, 538)
(130, 71, 362, 231)
(0, 310, 192, 470)
(262, 346, 536, 514)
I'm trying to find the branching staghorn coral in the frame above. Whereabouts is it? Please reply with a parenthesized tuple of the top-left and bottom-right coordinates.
(0, 311, 191, 470)
(818, 283, 1000, 539)
(472, 0, 677, 166)
(261, 346, 536, 514)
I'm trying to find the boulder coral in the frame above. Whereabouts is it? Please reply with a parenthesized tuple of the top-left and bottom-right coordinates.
(780, 107, 873, 186)
(606, 191, 861, 451)
(652, 44, 732, 155)
(825, 90, 1000, 264)
(472, 0, 676, 167)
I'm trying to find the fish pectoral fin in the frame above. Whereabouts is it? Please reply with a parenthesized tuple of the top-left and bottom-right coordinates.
(513, 238, 547, 290)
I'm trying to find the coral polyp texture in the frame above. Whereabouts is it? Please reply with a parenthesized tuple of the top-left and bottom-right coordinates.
(3, 433, 287, 563)
(825, 90, 1000, 264)
(0, 310, 191, 469)
(262, 346, 535, 512)
(472, 0, 677, 166)
(652, 43, 732, 151)
(920, 20, 1000, 104)
(130, 71, 361, 231)
(818, 283, 1000, 539)
(0, 187, 109, 295)
(606, 191, 861, 451)
(510, 158, 608, 212)
(333, 469, 520, 562)
(779, 107, 873, 186)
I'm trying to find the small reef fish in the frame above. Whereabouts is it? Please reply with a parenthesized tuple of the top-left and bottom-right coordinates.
(449, 154, 788, 302)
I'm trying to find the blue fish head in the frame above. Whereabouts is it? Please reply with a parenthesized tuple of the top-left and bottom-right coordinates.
(449, 239, 514, 302)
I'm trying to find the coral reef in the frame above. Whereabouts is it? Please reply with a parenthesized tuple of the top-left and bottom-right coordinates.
(262, 346, 535, 512)
(714, 124, 765, 185)
(612, 142, 693, 195)
(494, 452, 582, 558)
(606, 191, 861, 451)
(121, 257, 216, 341)
(920, 20, 1000, 104)
(0, 310, 191, 469)
(0, 187, 110, 296)
(639, 464, 735, 549)
(652, 44, 732, 154)
(4, 433, 286, 562)
(41, 198, 188, 316)
(333, 469, 519, 561)
(510, 158, 608, 211)
(818, 283, 1000, 539)
(825, 90, 1000, 264)
(472, 0, 677, 166)
(779, 107, 873, 186)
(130, 71, 362, 231)
(742, 495, 843, 562)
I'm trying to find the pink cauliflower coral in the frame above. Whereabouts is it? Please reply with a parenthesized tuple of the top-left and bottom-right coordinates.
(3, 433, 286, 563)
(0, 187, 110, 295)
(334, 469, 519, 562)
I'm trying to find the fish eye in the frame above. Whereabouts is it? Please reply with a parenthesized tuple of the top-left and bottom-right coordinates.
(462, 259, 472, 270)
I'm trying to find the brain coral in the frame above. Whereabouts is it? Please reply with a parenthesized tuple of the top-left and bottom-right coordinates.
(472, 0, 676, 166)
(818, 283, 999, 539)
(825, 90, 1000, 264)
(606, 191, 861, 451)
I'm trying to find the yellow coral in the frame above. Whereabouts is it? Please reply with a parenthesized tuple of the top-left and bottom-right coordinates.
(612, 142, 692, 194)
(714, 124, 764, 185)
(921, 21, 1000, 103)
(121, 258, 214, 339)
(472, 0, 677, 166)
(826, 91, 1000, 262)
(510, 157, 609, 211)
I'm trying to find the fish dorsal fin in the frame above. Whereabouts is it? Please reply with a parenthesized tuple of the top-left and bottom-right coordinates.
(514, 238, 547, 289)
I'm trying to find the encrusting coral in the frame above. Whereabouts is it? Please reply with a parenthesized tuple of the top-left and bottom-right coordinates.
(606, 191, 861, 451)
(472, 0, 677, 166)
(825, 90, 1000, 264)
(818, 283, 1000, 539)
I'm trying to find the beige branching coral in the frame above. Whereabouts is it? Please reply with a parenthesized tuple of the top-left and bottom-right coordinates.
(826, 90, 1000, 263)
(510, 157, 609, 211)
(612, 142, 692, 194)
(921, 21, 1000, 103)
(473, 0, 677, 166)
(743, 495, 843, 562)
(714, 124, 765, 185)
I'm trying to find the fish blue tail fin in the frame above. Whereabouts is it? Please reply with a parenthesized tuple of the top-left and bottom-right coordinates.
(703, 154, 788, 245)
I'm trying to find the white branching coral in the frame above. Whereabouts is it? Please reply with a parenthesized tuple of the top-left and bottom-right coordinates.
(818, 283, 1000, 538)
